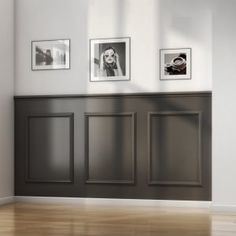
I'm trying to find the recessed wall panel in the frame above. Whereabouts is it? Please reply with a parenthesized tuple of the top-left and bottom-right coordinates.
(26, 113, 74, 183)
(149, 112, 202, 186)
(85, 113, 135, 184)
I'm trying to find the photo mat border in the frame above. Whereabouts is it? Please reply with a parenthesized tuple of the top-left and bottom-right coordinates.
(89, 37, 131, 82)
(31, 39, 71, 71)
(160, 48, 192, 81)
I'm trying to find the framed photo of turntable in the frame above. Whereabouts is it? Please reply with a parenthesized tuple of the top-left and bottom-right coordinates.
(160, 48, 191, 80)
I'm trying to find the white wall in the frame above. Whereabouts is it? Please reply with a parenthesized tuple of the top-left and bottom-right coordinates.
(212, 0, 236, 209)
(15, 0, 212, 95)
(0, 0, 14, 200)
(14, 0, 236, 208)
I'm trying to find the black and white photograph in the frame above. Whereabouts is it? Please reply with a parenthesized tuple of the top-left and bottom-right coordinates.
(160, 48, 191, 80)
(90, 37, 130, 81)
(31, 39, 70, 71)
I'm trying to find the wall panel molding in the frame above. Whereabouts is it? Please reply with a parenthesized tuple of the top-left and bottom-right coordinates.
(148, 111, 202, 187)
(15, 92, 211, 200)
(85, 112, 136, 184)
(25, 113, 74, 183)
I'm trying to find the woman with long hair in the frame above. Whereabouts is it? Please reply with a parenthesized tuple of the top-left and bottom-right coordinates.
(98, 46, 123, 77)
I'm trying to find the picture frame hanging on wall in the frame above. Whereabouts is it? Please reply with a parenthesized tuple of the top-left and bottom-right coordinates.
(90, 37, 131, 82)
(31, 39, 70, 71)
(160, 48, 191, 80)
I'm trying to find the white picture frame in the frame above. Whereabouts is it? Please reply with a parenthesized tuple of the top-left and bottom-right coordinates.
(160, 48, 191, 80)
(31, 39, 70, 71)
(90, 37, 131, 82)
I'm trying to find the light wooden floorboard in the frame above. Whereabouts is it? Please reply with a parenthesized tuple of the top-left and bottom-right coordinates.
(0, 202, 236, 236)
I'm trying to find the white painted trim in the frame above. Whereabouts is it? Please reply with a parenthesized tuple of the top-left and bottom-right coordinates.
(12, 196, 236, 213)
(0, 196, 15, 206)
(211, 204, 236, 212)
(15, 196, 211, 208)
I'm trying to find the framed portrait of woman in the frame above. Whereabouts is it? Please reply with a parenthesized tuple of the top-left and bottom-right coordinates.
(90, 37, 131, 82)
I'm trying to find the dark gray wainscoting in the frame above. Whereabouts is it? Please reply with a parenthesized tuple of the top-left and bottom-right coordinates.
(14, 92, 211, 200)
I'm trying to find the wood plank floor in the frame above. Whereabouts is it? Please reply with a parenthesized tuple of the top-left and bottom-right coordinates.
(0, 202, 236, 236)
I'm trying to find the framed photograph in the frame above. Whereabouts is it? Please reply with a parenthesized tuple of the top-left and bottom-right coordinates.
(90, 37, 130, 81)
(160, 48, 191, 80)
(31, 39, 70, 71)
